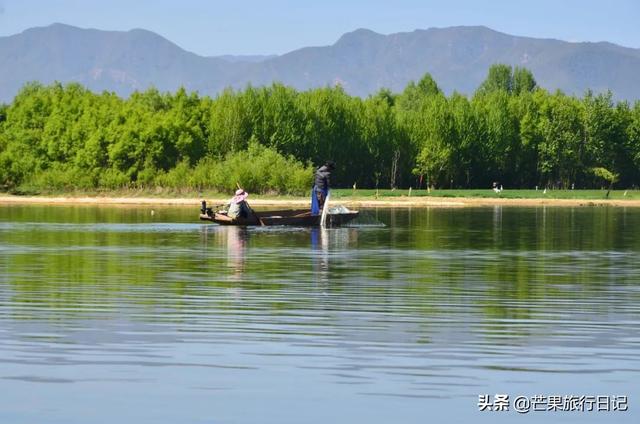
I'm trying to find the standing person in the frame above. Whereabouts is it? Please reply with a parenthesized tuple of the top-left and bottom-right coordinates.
(312, 160, 335, 214)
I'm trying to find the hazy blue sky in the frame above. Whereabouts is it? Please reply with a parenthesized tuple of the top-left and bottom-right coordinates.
(0, 0, 638, 55)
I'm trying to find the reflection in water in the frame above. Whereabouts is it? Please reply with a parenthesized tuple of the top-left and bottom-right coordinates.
(310, 227, 329, 284)
(310, 227, 359, 285)
(492, 205, 502, 243)
(226, 226, 248, 281)
(0, 205, 639, 424)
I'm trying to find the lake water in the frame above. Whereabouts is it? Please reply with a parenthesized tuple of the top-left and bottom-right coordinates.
(1, 205, 639, 423)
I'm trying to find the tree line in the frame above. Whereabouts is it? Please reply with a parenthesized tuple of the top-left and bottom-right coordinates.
(1, 64, 640, 194)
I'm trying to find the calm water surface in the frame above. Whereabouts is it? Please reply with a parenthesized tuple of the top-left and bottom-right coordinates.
(1, 205, 639, 423)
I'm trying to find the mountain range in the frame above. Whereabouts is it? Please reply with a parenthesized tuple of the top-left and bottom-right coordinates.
(1, 23, 639, 102)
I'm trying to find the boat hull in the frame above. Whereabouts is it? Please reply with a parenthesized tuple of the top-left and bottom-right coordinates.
(199, 208, 359, 227)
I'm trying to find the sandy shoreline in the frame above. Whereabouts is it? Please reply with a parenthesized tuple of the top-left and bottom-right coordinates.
(2, 195, 640, 208)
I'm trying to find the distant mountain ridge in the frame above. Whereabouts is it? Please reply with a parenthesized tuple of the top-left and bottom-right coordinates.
(216, 54, 277, 63)
(1, 23, 640, 102)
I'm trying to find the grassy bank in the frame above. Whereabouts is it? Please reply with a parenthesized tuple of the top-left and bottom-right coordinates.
(331, 188, 640, 201)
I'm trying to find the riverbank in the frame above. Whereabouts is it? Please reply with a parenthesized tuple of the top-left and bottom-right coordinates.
(2, 192, 640, 207)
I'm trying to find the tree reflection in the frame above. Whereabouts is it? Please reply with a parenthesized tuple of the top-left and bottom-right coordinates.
(1, 205, 639, 346)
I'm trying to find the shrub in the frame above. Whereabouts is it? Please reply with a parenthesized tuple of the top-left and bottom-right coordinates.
(154, 160, 191, 189)
(28, 167, 95, 191)
(99, 169, 129, 189)
(187, 143, 312, 194)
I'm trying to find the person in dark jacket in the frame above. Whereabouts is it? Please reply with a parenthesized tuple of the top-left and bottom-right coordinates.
(312, 160, 335, 213)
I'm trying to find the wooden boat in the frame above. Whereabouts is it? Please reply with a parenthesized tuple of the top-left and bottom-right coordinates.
(199, 202, 359, 227)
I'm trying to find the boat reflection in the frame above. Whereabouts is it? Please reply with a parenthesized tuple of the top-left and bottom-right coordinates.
(200, 224, 360, 284)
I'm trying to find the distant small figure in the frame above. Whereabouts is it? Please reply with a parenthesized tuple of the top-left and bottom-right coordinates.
(492, 182, 502, 193)
(352, 182, 357, 190)
(624, 190, 628, 197)
(571, 183, 575, 190)
(150, 209, 155, 216)
(535, 185, 538, 191)
(543, 188, 547, 194)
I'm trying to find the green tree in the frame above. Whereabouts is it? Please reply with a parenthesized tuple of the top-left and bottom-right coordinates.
(396, 73, 442, 111)
(512, 67, 537, 94)
(536, 92, 584, 187)
(476, 64, 514, 95)
(591, 167, 619, 197)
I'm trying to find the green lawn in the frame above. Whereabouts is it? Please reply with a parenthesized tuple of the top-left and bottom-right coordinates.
(330, 188, 640, 200)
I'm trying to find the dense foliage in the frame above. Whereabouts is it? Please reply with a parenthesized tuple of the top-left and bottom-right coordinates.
(1, 64, 640, 193)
